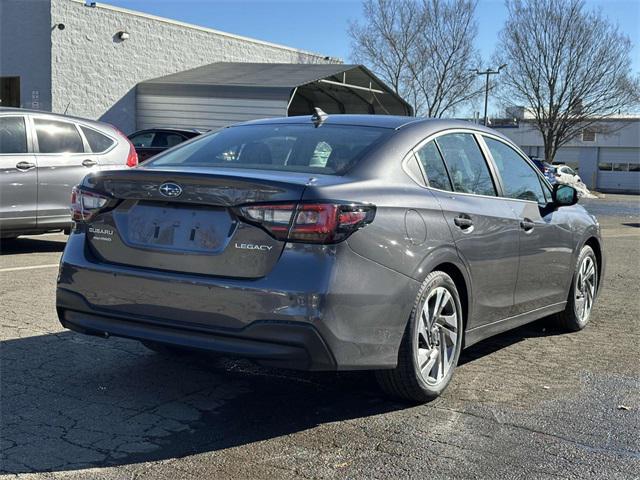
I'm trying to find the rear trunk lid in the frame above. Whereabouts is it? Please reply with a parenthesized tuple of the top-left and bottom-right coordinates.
(83, 168, 310, 278)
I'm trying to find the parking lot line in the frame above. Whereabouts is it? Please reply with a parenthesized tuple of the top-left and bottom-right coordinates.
(0, 264, 59, 273)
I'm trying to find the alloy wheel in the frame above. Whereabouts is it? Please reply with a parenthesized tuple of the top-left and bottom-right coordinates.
(574, 255, 596, 323)
(416, 286, 458, 386)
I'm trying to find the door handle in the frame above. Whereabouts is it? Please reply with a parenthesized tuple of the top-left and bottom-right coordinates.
(15, 161, 36, 171)
(453, 215, 474, 230)
(520, 218, 535, 232)
(82, 159, 97, 167)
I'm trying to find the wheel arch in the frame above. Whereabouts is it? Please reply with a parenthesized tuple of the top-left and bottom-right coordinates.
(430, 262, 470, 338)
(584, 236, 603, 292)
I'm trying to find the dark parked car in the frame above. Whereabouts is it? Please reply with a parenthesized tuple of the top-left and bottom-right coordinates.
(128, 128, 203, 162)
(56, 114, 603, 402)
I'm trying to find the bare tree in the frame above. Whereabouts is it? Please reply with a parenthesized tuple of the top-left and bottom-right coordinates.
(349, 0, 482, 117)
(495, 0, 640, 162)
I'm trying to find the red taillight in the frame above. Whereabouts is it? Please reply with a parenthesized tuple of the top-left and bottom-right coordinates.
(112, 127, 138, 167)
(237, 203, 375, 244)
(126, 141, 138, 167)
(71, 186, 110, 221)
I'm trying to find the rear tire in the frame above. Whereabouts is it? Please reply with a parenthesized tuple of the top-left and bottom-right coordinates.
(141, 340, 193, 356)
(558, 245, 598, 331)
(376, 271, 464, 403)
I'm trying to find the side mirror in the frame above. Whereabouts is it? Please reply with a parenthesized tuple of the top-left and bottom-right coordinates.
(553, 184, 578, 206)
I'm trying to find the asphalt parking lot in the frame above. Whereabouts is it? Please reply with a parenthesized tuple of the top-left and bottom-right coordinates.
(1, 194, 639, 479)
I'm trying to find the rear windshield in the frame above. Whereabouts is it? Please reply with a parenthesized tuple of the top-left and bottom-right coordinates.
(144, 124, 391, 174)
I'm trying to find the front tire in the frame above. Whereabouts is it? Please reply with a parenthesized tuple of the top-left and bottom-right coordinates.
(376, 271, 463, 403)
(558, 245, 598, 331)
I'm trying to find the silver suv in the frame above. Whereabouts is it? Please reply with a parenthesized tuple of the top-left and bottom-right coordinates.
(0, 108, 137, 239)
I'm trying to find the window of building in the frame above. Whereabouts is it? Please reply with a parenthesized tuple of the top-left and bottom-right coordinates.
(34, 119, 84, 154)
(629, 163, 640, 172)
(0, 77, 20, 108)
(80, 126, 114, 153)
(582, 128, 596, 142)
(415, 140, 452, 191)
(613, 162, 629, 172)
(435, 133, 496, 196)
(598, 162, 613, 171)
(484, 136, 546, 204)
(0, 116, 28, 154)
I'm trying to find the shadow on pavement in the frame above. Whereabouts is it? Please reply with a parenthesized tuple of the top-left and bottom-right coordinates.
(459, 315, 565, 366)
(0, 236, 66, 255)
(1, 317, 564, 474)
(0, 330, 398, 474)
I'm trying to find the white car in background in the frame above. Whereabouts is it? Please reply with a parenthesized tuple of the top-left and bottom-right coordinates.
(554, 164, 584, 186)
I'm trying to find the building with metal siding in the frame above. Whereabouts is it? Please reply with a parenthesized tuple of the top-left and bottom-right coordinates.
(136, 63, 413, 131)
(494, 117, 640, 193)
(0, 0, 339, 133)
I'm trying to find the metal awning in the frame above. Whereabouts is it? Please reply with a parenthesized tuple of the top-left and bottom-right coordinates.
(138, 62, 413, 116)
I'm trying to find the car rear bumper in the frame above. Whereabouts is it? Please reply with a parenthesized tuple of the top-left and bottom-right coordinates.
(57, 288, 336, 370)
(56, 231, 419, 370)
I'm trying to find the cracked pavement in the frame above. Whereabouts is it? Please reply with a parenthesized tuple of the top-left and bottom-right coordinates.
(1, 194, 639, 479)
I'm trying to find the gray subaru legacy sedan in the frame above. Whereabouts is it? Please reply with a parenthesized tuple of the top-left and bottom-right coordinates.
(56, 114, 603, 402)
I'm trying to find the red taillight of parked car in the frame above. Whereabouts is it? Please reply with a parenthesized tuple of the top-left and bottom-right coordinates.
(70, 186, 110, 221)
(112, 127, 138, 167)
(237, 203, 375, 244)
(126, 141, 138, 167)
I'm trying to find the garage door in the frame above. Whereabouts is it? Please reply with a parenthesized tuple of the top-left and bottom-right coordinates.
(597, 147, 640, 193)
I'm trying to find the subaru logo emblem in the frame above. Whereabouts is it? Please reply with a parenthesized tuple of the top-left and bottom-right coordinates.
(159, 182, 182, 198)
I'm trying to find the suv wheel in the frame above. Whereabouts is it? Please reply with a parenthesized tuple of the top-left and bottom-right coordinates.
(376, 271, 463, 403)
(558, 245, 598, 331)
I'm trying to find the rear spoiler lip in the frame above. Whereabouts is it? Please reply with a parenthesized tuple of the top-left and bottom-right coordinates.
(82, 168, 308, 208)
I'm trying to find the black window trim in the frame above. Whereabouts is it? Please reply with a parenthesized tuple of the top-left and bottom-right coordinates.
(0, 114, 33, 156)
(477, 132, 553, 206)
(31, 115, 86, 155)
(407, 128, 504, 200)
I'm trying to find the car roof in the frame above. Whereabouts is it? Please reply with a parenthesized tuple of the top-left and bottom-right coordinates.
(0, 107, 116, 131)
(130, 128, 205, 135)
(236, 114, 503, 135)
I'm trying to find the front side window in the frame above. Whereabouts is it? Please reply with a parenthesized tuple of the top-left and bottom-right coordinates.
(435, 133, 496, 196)
(80, 126, 114, 153)
(152, 132, 185, 148)
(34, 119, 83, 154)
(484, 137, 546, 204)
(415, 140, 452, 191)
(0, 116, 27, 154)
(146, 124, 391, 175)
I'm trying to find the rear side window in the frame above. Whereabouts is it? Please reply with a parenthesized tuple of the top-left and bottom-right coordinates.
(484, 137, 546, 204)
(436, 133, 496, 196)
(415, 141, 452, 191)
(34, 119, 83, 154)
(146, 124, 391, 175)
(80, 126, 114, 153)
(0, 116, 27, 153)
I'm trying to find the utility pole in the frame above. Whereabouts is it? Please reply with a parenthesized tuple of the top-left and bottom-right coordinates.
(471, 64, 507, 126)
